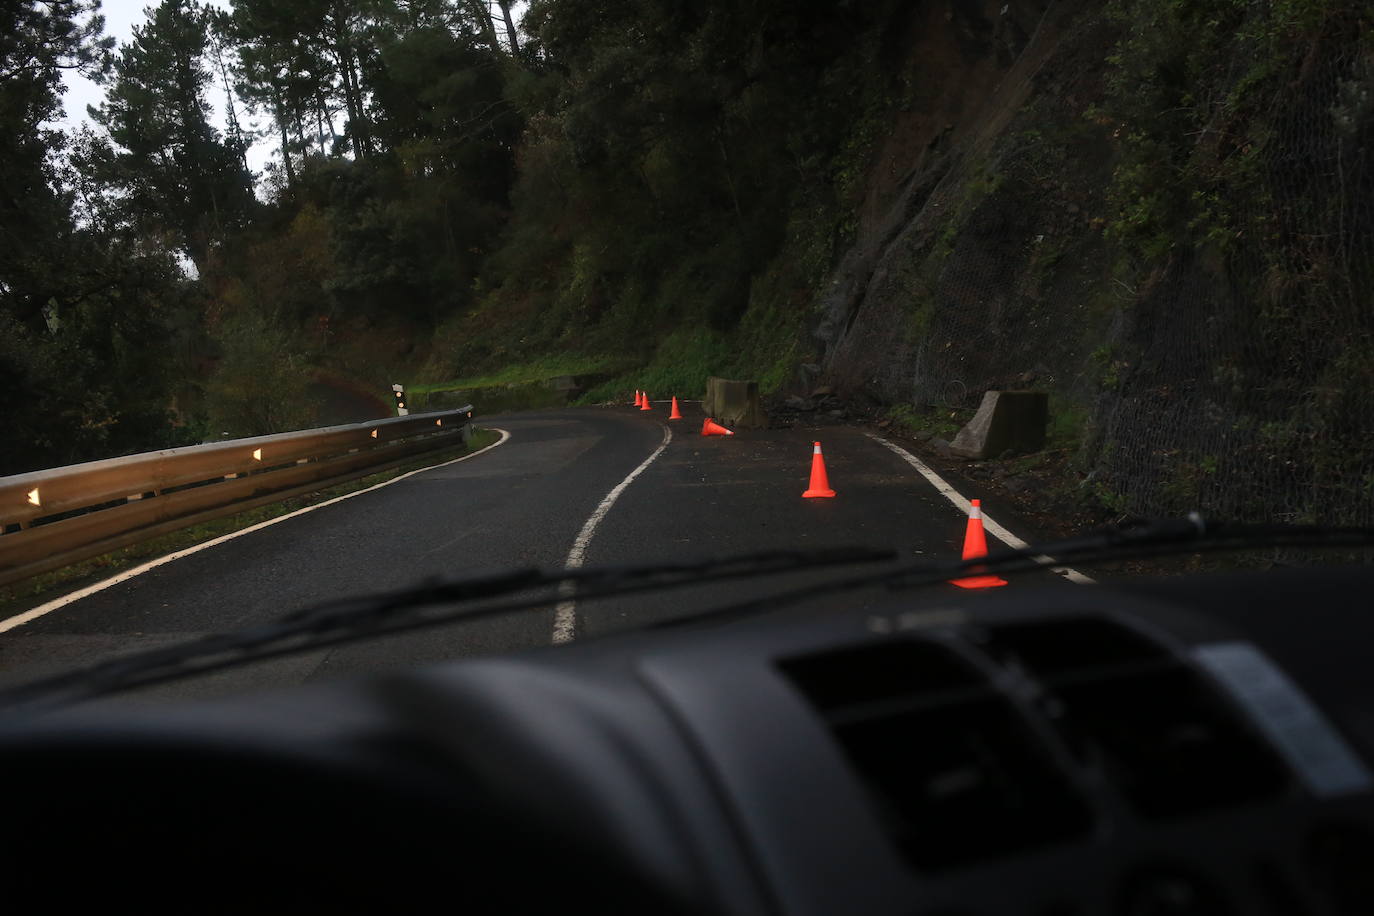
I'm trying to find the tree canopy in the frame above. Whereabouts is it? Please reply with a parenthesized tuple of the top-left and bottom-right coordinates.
(0, 0, 929, 472)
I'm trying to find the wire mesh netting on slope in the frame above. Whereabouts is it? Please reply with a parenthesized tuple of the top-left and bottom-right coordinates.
(823, 3, 1373, 526)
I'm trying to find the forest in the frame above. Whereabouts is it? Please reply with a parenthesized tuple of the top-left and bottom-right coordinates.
(4, 0, 1371, 531)
(3, 0, 896, 475)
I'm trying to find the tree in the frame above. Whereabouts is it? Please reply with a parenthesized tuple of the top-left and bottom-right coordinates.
(494, 0, 520, 55)
(203, 310, 319, 437)
(221, 0, 329, 188)
(1, 0, 113, 328)
(225, 0, 386, 172)
(90, 0, 254, 267)
(0, 0, 111, 88)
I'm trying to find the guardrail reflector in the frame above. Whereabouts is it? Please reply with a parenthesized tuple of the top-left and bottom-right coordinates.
(436, 419, 443, 426)
(370, 429, 378, 438)
(252, 448, 263, 461)
(27, 488, 40, 507)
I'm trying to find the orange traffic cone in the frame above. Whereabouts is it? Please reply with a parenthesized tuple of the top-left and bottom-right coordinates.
(640, 392, 652, 411)
(634, 390, 642, 407)
(802, 441, 836, 498)
(669, 396, 683, 420)
(702, 418, 734, 436)
(951, 499, 1008, 589)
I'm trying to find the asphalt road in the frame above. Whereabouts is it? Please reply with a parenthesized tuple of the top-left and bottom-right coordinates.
(0, 403, 1073, 704)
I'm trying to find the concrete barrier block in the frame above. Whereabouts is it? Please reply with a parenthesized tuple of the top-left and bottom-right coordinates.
(703, 377, 768, 429)
(949, 390, 1048, 458)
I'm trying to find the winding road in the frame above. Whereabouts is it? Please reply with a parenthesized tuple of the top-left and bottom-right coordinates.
(0, 403, 1081, 703)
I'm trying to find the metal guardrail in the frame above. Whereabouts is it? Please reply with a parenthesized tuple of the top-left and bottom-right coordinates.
(0, 406, 475, 589)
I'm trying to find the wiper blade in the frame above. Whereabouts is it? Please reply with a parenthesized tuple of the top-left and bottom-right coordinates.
(0, 547, 895, 715)
(4, 517, 1369, 715)
(657, 517, 1374, 629)
(886, 516, 1374, 587)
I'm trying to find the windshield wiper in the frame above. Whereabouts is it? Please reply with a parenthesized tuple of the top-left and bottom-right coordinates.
(0, 547, 895, 715)
(2, 518, 1371, 715)
(655, 516, 1374, 629)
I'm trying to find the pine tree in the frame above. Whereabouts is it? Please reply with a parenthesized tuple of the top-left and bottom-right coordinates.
(90, 0, 254, 267)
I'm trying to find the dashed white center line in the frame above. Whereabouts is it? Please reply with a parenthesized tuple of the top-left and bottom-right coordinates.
(552, 423, 673, 644)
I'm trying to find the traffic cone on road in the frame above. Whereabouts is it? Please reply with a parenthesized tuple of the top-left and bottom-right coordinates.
(702, 418, 734, 436)
(950, 499, 1008, 589)
(669, 396, 683, 420)
(634, 390, 643, 407)
(640, 392, 653, 411)
(802, 441, 836, 498)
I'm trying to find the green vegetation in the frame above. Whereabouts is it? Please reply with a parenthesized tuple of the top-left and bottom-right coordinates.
(2, 0, 926, 475)
(0, 427, 500, 613)
(884, 405, 972, 443)
(5, 0, 1369, 532)
(1097, 0, 1365, 267)
(1046, 401, 1089, 451)
(412, 355, 627, 395)
(582, 329, 735, 403)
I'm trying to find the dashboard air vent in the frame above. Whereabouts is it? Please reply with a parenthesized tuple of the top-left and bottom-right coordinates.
(982, 617, 1291, 819)
(780, 639, 1093, 870)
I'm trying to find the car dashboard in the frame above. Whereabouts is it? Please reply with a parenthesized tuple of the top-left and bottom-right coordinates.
(1, 566, 1372, 915)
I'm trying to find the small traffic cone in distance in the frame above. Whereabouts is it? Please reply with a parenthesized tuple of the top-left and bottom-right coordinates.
(669, 396, 683, 420)
(634, 390, 642, 407)
(702, 418, 734, 436)
(802, 441, 836, 498)
(640, 392, 653, 411)
(951, 499, 1008, 589)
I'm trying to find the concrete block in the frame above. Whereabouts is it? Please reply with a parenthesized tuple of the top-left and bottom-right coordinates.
(703, 377, 768, 428)
(949, 390, 1049, 459)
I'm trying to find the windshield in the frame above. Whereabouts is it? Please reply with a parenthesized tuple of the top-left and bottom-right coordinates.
(1, 0, 1371, 706)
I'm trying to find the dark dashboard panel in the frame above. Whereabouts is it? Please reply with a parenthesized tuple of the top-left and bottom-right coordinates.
(1, 568, 1372, 915)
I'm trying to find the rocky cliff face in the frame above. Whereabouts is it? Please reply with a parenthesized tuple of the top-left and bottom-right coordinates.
(816, 0, 1373, 525)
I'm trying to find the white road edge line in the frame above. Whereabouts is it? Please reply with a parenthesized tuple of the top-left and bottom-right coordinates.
(0, 428, 514, 635)
(865, 433, 1096, 585)
(552, 423, 673, 644)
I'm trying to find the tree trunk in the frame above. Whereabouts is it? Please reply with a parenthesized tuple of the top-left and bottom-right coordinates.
(328, 5, 370, 160)
(329, 40, 365, 160)
(293, 106, 307, 165)
(314, 86, 333, 154)
(210, 33, 250, 176)
(497, 0, 520, 55)
(273, 88, 296, 187)
(340, 49, 368, 159)
(466, 1, 502, 54)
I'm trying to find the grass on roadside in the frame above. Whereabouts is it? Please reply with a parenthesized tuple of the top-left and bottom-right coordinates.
(0, 428, 502, 616)
(885, 404, 973, 442)
(410, 355, 631, 395)
(578, 328, 740, 404)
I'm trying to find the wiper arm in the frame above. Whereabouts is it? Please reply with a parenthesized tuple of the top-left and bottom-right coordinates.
(0, 547, 895, 715)
(885, 516, 1374, 587)
(5, 517, 1369, 715)
(658, 517, 1374, 629)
